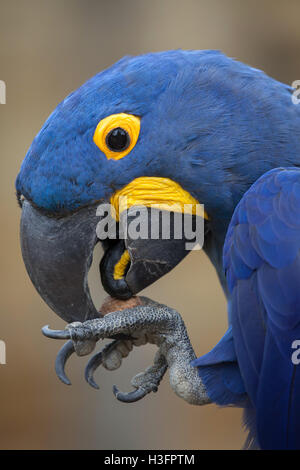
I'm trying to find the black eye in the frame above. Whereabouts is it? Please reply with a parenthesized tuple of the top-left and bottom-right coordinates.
(106, 127, 130, 152)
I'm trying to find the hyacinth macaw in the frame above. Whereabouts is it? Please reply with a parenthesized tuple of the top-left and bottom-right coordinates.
(16, 50, 300, 449)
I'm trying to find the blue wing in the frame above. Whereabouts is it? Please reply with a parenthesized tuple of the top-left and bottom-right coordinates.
(223, 167, 300, 449)
(192, 325, 247, 406)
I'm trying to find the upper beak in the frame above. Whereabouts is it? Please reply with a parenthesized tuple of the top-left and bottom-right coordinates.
(20, 200, 207, 323)
(20, 200, 100, 323)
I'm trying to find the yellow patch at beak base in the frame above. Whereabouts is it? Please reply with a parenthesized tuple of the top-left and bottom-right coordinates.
(110, 177, 209, 221)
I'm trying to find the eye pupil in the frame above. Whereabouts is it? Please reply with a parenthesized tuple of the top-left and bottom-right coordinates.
(106, 127, 130, 152)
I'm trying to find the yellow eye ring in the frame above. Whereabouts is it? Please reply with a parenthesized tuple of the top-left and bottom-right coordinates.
(93, 113, 140, 161)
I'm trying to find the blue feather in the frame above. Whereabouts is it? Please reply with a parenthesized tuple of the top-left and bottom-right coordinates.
(193, 326, 247, 405)
(223, 167, 300, 449)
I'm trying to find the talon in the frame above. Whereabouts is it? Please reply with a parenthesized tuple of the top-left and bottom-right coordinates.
(55, 340, 75, 385)
(112, 384, 149, 403)
(84, 339, 124, 389)
(42, 325, 71, 340)
(84, 350, 103, 389)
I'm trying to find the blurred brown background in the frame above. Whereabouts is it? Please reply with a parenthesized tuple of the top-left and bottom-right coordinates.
(0, 0, 300, 450)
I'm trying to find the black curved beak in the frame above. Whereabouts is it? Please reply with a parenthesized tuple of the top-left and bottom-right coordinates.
(20, 200, 207, 323)
(20, 200, 99, 323)
(99, 206, 207, 299)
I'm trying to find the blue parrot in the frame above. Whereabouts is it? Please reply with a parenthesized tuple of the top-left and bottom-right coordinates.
(16, 50, 300, 449)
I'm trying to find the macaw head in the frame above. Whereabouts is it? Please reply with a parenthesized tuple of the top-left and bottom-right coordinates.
(16, 50, 299, 323)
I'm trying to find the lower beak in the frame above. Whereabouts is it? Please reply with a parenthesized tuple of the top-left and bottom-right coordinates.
(100, 206, 204, 299)
(20, 201, 206, 323)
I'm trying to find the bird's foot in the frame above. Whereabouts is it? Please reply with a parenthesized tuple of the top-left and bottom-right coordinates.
(113, 350, 168, 403)
(42, 297, 210, 405)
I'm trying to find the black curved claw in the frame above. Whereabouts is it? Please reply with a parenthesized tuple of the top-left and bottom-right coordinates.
(42, 325, 71, 340)
(55, 340, 75, 385)
(84, 340, 121, 389)
(112, 384, 149, 403)
(84, 350, 103, 390)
